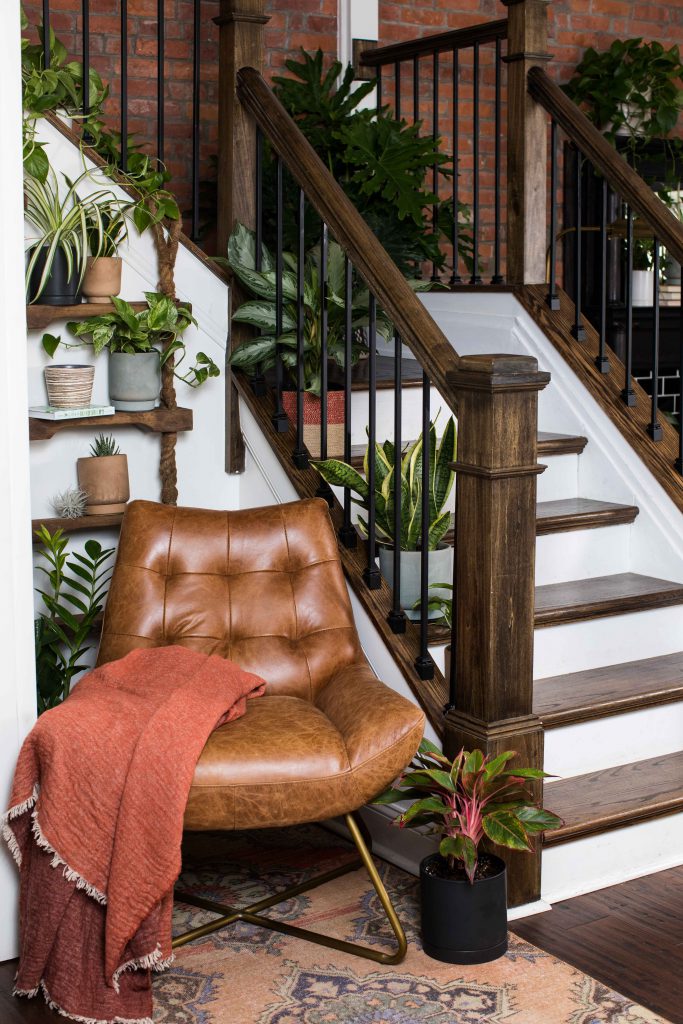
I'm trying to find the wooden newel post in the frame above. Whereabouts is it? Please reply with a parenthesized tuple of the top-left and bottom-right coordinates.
(444, 354, 550, 907)
(215, 0, 269, 473)
(502, 0, 552, 285)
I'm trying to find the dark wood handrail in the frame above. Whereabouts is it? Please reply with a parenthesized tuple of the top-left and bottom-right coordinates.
(236, 66, 461, 407)
(528, 66, 683, 268)
(359, 18, 508, 67)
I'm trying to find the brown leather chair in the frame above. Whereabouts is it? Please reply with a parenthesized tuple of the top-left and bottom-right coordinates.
(98, 497, 424, 963)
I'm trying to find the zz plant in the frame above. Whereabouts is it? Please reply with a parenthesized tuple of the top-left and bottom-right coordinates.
(34, 526, 114, 714)
(314, 417, 456, 550)
(375, 739, 562, 883)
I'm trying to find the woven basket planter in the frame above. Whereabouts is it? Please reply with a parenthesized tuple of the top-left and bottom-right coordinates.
(282, 389, 345, 459)
(44, 364, 95, 409)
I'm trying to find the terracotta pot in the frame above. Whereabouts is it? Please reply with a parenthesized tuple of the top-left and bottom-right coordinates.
(82, 256, 123, 303)
(44, 364, 95, 409)
(77, 453, 130, 515)
(281, 389, 345, 459)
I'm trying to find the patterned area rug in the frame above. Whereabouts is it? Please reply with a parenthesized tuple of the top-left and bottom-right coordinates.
(154, 825, 668, 1024)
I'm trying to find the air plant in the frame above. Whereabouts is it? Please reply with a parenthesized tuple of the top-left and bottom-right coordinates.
(51, 487, 88, 519)
(89, 434, 120, 457)
(374, 739, 562, 883)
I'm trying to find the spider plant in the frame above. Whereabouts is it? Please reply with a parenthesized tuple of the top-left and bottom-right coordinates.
(24, 169, 126, 302)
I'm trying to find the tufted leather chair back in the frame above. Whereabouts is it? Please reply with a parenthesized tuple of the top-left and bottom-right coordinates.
(97, 498, 364, 701)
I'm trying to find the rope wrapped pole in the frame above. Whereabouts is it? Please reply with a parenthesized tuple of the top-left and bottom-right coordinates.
(151, 213, 183, 505)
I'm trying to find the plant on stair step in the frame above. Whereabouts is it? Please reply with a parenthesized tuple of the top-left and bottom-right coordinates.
(62, 293, 219, 411)
(374, 739, 562, 965)
(314, 417, 456, 618)
(33, 526, 115, 713)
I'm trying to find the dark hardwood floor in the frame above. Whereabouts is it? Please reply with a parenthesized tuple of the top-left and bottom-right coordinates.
(2, 866, 682, 1021)
(512, 865, 683, 1024)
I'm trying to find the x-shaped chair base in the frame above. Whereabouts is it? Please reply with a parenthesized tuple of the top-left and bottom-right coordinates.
(173, 813, 408, 964)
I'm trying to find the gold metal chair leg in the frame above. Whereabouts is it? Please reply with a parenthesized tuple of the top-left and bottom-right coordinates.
(172, 813, 408, 964)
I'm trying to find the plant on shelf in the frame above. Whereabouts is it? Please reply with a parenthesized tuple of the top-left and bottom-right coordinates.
(81, 205, 129, 303)
(64, 293, 219, 410)
(270, 49, 473, 279)
(314, 418, 456, 618)
(34, 526, 114, 713)
(24, 169, 128, 305)
(374, 739, 562, 964)
(50, 487, 88, 519)
(564, 39, 683, 146)
(227, 223, 386, 456)
(77, 434, 130, 516)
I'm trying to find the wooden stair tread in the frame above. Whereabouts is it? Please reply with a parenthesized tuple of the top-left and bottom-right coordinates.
(543, 750, 683, 844)
(535, 573, 683, 627)
(351, 431, 589, 468)
(534, 652, 683, 727)
(535, 498, 639, 534)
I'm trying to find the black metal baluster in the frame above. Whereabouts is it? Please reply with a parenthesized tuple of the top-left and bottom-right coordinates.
(677, 295, 683, 474)
(649, 239, 663, 440)
(191, 0, 200, 241)
(316, 222, 331, 502)
(121, 0, 128, 172)
(622, 205, 636, 406)
(376, 66, 382, 115)
(250, 129, 266, 398)
(42, 0, 50, 69)
(571, 146, 586, 340)
(450, 48, 462, 287)
(388, 332, 406, 633)
(445, 482, 458, 712)
(363, 296, 381, 590)
(415, 371, 434, 680)
(547, 120, 560, 309)
(492, 36, 503, 284)
(431, 51, 440, 283)
(272, 156, 288, 432)
(394, 60, 401, 120)
(595, 176, 611, 372)
(413, 56, 419, 123)
(470, 42, 481, 285)
(157, 0, 164, 165)
(290, 186, 307, 466)
(339, 255, 357, 546)
(82, 0, 90, 118)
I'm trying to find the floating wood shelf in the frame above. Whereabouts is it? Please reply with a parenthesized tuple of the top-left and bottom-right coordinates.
(27, 301, 148, 331)
(29, 406, 193, 441)
(32, 513, 124, 541)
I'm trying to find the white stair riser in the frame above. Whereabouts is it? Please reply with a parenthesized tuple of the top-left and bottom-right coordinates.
(542, 813, 683, 903)
(537, 454, 579, 502)
(535, 524, 630, 587)
(349, 386, 448, 446)
(544, 704, 683, 779)
(533, 605, 683, 678)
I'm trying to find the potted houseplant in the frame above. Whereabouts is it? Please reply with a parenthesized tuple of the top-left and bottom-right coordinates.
(65, 292, 218, 410)
(374, 740, 562, 964)
(227, 223, 384, 458)
(76, 434, 130, 515)
(81, 205, 128, 303)
(24, 169, 122, 305)
(632, 237, 656, 306)
(314, 418, 456, 616)
(564, 40, 683, 145)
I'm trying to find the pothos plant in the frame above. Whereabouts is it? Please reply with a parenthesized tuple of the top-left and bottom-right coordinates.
(227, 223, 389, 396)
(374, 739, 562, 883)
(314, 417, 457, 551)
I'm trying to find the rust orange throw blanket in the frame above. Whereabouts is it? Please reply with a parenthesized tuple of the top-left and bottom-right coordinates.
(1, 646, 265, 1024)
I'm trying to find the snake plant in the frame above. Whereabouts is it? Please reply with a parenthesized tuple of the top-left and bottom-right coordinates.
(314, 416, 456, 551)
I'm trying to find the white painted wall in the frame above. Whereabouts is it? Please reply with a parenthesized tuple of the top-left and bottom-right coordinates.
(0, 1, 39, 962)
(338, 0, 379, 70)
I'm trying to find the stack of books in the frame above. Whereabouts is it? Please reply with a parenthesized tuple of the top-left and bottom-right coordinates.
(29, 405, 115, 420)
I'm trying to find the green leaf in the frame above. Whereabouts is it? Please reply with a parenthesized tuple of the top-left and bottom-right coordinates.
(400, 796, 449, 825)
(313, 458, 369, 499)
(41, 332, 61, 358)
(515, 806, 563, 833)
(483, 811, 532, 851)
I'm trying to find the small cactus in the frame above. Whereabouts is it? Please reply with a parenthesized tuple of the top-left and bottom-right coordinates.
(51, 487, 88, 519)
(89, 434, 121, 457)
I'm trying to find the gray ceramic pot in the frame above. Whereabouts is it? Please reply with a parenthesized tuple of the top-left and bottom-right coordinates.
(378, 544, 453, 620)
(108, 351, 161, 411)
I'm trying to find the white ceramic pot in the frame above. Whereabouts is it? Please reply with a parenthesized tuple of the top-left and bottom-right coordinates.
(632, 270, 655, 307)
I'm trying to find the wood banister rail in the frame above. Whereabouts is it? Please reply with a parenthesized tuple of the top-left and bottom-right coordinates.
(359, 18, 508, 67)
(235, 66, 462, 408)
(528, 65, 683, 267)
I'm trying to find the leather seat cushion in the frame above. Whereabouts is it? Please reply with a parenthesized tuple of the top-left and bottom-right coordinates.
(184, 687, 424, 831)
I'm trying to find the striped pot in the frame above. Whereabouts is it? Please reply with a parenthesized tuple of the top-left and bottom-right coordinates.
(44, 364, 95, 409)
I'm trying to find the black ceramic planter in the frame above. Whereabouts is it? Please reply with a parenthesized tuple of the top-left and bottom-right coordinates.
(28, 247, 81, 306)
(420, 853, 508, 964)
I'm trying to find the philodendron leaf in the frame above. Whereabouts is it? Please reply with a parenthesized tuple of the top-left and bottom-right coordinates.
(41, 333, 61, 358)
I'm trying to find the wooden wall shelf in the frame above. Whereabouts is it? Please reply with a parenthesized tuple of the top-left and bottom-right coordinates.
(27, 301, 148, 331)
(32, 513, 124, 541)
(29, 406, 193, 441)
